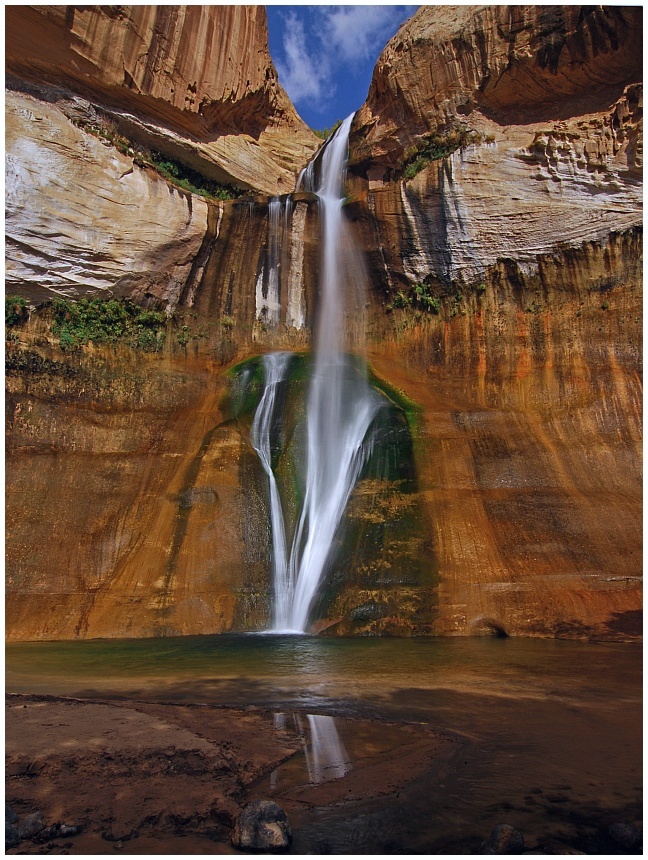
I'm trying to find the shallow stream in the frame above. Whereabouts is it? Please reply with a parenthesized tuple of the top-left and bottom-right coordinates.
(6, 635, 642, 854)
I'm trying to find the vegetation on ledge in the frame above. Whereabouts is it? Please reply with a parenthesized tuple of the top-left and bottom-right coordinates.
(387, 279, 486, 318)
(402, 127, 493, 180)
(52, 297, 167, 352)
(6, 295, 232, 357)
(75, 120, 246, 202)
(312, 120, 342, 140)
(6, 295, 28, 327)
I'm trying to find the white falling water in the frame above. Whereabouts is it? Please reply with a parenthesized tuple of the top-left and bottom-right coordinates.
(265, 197, 282, 325)
(257, 196, 292, 326)
(253, 115, 381, 633)
(250, 352, 291, 620)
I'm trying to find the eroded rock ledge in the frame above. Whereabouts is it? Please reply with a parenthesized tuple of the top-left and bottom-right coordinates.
(6, 6, 319, 195)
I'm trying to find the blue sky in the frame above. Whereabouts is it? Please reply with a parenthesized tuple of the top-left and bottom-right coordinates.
(266, 5, 418, 131)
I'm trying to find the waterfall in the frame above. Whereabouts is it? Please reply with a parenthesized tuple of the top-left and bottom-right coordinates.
(253, 115, 381, 633)
(250, 352, 291, 626)
(257, 196, 293, 326)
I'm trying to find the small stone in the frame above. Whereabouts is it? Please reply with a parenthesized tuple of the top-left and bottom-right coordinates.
(231, 800, 292, 852)
(59, 824, 81, 837)
(479, 823, 525, 854)
(608, 822, 642, 850)
(17, 811, 45, 839)
(5, 822, 21, 849)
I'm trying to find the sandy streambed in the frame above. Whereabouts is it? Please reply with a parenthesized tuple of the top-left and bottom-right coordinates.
(6, 693, 450, 855)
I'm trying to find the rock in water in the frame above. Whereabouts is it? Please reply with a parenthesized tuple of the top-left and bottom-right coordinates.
(5, 823, 20, 850)
(608, 822, 643, 851)
(231, 800, 292, 852)
(479, 823, 525, 854)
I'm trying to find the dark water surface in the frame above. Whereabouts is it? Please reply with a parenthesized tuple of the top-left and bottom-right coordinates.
(6, 635, 642, 854)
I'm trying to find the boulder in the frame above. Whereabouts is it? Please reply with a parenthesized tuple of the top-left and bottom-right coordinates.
(17, 811, 45, 839)
(479, 823, 525, 854)
(608, 822, 643, 851)
(231, 800, 292, 852)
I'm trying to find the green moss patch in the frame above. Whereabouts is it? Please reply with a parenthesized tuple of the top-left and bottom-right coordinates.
(6, 295, 28, 327)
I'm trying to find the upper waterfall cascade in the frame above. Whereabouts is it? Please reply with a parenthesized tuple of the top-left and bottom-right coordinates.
(251, 115, 382, 633)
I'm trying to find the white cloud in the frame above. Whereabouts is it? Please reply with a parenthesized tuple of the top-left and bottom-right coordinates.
(275, 12, 333, 105)
(272, 6, 418, 119)
(318, 5, 416, 64)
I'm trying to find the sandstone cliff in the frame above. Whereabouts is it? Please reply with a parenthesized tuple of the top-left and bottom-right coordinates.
(350, 5, 642, 289)
(6, 6, 319, 193)
(5, 5, 643, 643)
(6, 5, 320, 302)
(352, 5, 641, 172)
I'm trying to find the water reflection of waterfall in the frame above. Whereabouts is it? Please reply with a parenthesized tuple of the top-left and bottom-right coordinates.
(271, 712, 351, 787)
(251, 115, 382, 633)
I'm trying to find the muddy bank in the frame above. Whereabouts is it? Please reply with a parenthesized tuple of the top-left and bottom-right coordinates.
(5, 693, 449, 855)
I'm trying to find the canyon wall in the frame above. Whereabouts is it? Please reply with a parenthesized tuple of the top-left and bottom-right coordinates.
(5, 5, 642, 642)
(6, 5, 319, 303)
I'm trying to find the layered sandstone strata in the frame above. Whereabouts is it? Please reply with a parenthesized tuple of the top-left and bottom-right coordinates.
(5, 6, 319, 195)
(340, 5, 642, 641)
(6, 89, 209, 306)
(352, 5, 642, 173)
(5, 4, 320, 301)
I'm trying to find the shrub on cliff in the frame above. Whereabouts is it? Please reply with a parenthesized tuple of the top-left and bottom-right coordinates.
(52, 298, 167, 352)
(402, 127, 484, 180)
(5, 295, 28, 327)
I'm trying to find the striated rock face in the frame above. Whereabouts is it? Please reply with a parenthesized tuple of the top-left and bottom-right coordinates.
(6, 5, 319, 194)
(352, 5, 642, 172)
(5, 3, 320, 300)
(365, 229, 642, 642)
(349, 5, 641, 291)
(6, 347, 273, 640)
(338, 5, 642, 641)
(6, 89, 208, 306)
(351, 83, 641, 291)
